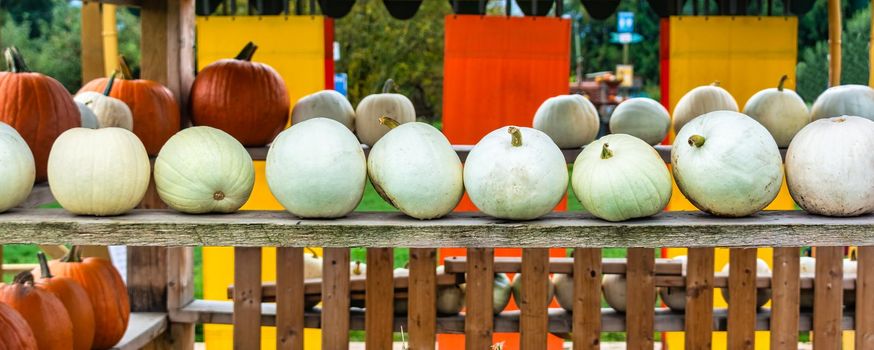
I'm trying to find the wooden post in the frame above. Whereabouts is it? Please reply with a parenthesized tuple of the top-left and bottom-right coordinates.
(519, 248, 549, 349)
(813, 246, 843, 349)
(276, 247, 304, 350)
(465, 248, 494, 350)
(857, 246, 874, 348)
(771, 247, 800, 350)
(408, 248, 437, 350)
(233, 247, 263, 349)
(322, 248, 351, 350)
(828, 0, 842, 86)
(167, 246, 195, 350)
(80, 2, 105, 82)
(685, 248, 714, 349)
(365, 248, 394, 349)
(572, 248, 601, 350)
(626, 248, 655, 349)
(727, 248, 756, 350)
(141, 0, 195, 127)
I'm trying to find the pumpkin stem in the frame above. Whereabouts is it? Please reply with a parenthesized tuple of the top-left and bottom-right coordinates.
(4, 47, 30, 73)
(508, 126, 522, 147)
(305, 247, 319, 258)
(244, 45, 258, 61)
(777, 75, 788, 92)
(13, 271, 34, 285)
(37, 252, 53, 279)
(600, 143, 613, 159)
(379, 116, 401, 129)
(688, 135, 706, 148)
(103, 71, 118, 96)
(352, 261, 362, 275)
(710, 81, 720, 87)
(213, 191, 225, 201)
(382, 79, 395, 94)
(118, 55, 134, 80)
(61, 246, 83, 263)
(234, 42, 256, 60)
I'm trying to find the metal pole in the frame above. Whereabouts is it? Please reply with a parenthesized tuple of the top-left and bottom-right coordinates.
(533, 0, 538, 16)
(784, 0, 790, 16)
(201, 0, 209, 15)
(506, 0, 511, 16)
(453, 0, 459, 14)
(309, 0, 315, 15)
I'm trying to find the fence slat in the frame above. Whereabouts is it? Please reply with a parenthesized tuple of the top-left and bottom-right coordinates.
(727, 248, 756, 350)
(771, 247, 800, 350)
(520, 248, 549, 349)
(465, 248, 494, 350)
(408, 248, 437, 350)
(626, 248, 654, 349)
(276, 247, 304, 350)
(813, 246, 843, 349)
(323, 248, 350, 350)
(167, 247, 195, 350)
(857, 246, 874, 348)
(233, 247, 262, 349)
(685, 247, 714, 349)
(366, 248, 394, 349)
(572, 248, 601, 350)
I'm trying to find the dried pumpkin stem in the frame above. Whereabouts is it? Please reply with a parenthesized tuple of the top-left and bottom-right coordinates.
(13, 271, 34, 285)
(244, 45, 258, 61)
(508, 126, 522, 147)
(4, 47, 30, 73)
(305, 247, 319, 258)
(234, 41, 256, 60)
(379, 116, 400, 129)
(118, 55, 134, 80)
(382, 79, 395, 94)
(103, 71, 118, 96)
(600, 143, 613, 159)
(352, 261, 362, 275)
(37, 252, 53, 279)
(688, 135, 706, 148)
(710, 81, 720, 87)
(61, 246, 83, 263)
(777, 75, 788, 92)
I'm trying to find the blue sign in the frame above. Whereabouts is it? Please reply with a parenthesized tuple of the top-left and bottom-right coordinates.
(617, 11, 634, 33)
(609, 32, 643, 44)
(334, 73, 348, 97)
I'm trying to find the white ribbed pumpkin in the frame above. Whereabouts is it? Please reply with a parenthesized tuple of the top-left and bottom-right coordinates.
(659, 255, 688, 311)
(0, 122, 35, 212)
(464, 126, 568, 220)
(786, 116, 874, 216)
(572, 134, 671, 222)
(47, 128, 150, 216)
(291, 90, 355, 131)
(74, 92, 133, 131)
(810, 85, 874, 121)
(671, 111, 783, 217)
(510, 273, 555, 309)
(266, 118, 366, 218)
(672, 82, 738, 133)
(608, 98, 670, 145)
(354, 79, 415, 146)
(742, 76, 810, 147)
(154, 126, 255, 214)
(532, 94, 599, 148)
(367, 118, 463, 219)
(75, 101, 99, 129)
(720, 259, 771, 308)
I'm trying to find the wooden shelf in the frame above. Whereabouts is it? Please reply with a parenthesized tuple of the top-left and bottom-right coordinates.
(110, 312, 168, 350)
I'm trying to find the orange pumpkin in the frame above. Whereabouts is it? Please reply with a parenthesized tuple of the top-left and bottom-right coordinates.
(0, 47, 80, 181)
(0, 272, 73, 350)
(33, 252, 95, 350)
(0, 302, 38, 350)
(78, 56, 180, 155)
(190, 42, 290, 146)
(46, 246, 130, 349)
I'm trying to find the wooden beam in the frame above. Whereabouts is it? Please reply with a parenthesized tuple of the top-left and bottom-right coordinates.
(625, 248, 655, 349)
(365, 248, 394, 349)
(727, 248, 757, 350)
(140, 0, 195, 127)
(828, 0, 842, 86)
(276, 247, 304, 350)
(408, 248, 437, 350)
(771, 247, 800, 350)
(685, 248, 714, 349)
(465, 248, 494, 350)
(167, 247, 195, 350)
(322, 248, 350, 350)
(519, 248, 549, 349)
(572, 248, 601, 350)
(233, 247, 262, 349)
(81, 1, 105, 83)
(857, 246, 874, 348)
(813, 246, 844, 349)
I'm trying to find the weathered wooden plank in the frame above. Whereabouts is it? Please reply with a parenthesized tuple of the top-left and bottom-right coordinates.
(685, 247, 714, 350)
(520, 248, 549, 349)
(167, 247, 194, 350)
(233, 247, 262, 349)
(465, 248, 494, 350)
(626, 248, 655, 349)
(408, 248, 436, 350)
(80, 1, 105, 82)
(110, 312, 168, 350)
(727, 248, 756, 350)
(128, 247, 168, 312)
(322, 248, 350, 350)
(444, 256, 682, 275)
(813, 246, 843, 349)
(227, 272, 460, 301)
(366, 248, 394, 349)
(857, 246, 874, 348)
(276, 247, 304, 350)
(141, 0, 195, 127)
(771, 247, 800, 350)
(5, 209, 874, 247)
(572, 248, 601, 350)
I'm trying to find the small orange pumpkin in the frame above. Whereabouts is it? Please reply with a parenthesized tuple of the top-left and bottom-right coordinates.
(0, 302, 38, 350)
(33, 252, 96, 350)
(0, 47, 80, 181)
(190, 42, 290, 146)
(0, 272, 73, 350)
(78, 56, 181, 155)
(46, 246, 130, 349)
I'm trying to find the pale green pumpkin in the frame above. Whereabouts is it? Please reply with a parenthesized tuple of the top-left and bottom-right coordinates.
(154, 126, 255, 214)
(0, 122, 35, 212)
(492, 273, 512, 314)
(742, 75, 809, 147)
(75, 101, 99, 129)
(672, 82, 738, 133)
(532, 94, 599, 148)
(608, 98, 670, 145)
(572, 134, 671, 222)
(810, 84, 874, 121)
(354, 79, 415, 146)
(291, 90, 355, 131)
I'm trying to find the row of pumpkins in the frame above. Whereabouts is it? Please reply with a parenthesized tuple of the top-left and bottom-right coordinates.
(0, 248, 129, 350)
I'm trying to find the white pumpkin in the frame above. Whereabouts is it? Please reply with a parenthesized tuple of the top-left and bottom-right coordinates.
(464, 126, 568, 220)
(671, 111, 783, 217)
(553, 273, 573, 311)
(291, 90, 355, 131)
(510, 273, 555, 309)
(786, 116, 874, 216)
(608, 97, 670, 145)
(367, 117, 463, 219)
(810, 84, 874, 121)
(672, 82, 738, 133)
(155, 127, 254, 214)
(532, 94, 599, 148)
(266, 118, 366, 218)
(354, 79, 415, 146)
(74, 91, 133, 131)
(571, 134, 671, 222)
(75, 101, 99, 129)
(492, 273, 512, 314)
(435, 266, 465, 315)
(304, 248, 323, 280)
(799, 257, 857, 308)
(47, 127, 150, 216)
(659, 255, 688, 311)
(602, 274, 627, 312)
(742, 76, 810, 147)
(0, 122, 35, 213)
(720, 259, 771, 308)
